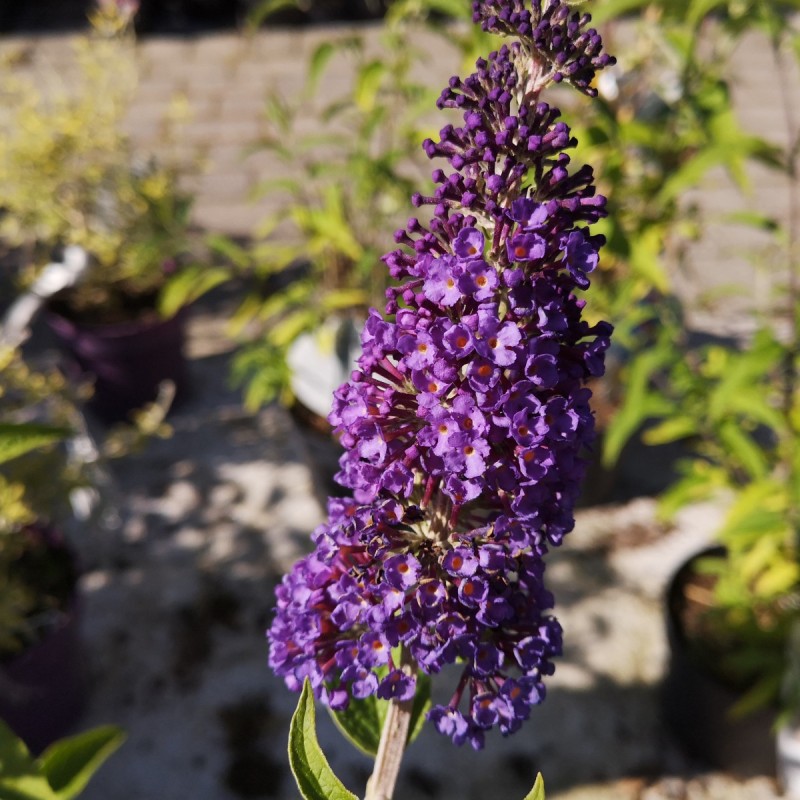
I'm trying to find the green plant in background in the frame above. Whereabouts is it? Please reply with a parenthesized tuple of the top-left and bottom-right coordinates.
(389, 0, 775, 305)
(645, 326, 800, 715)
(0, 719, 124, 800)
(579, 3, 777, 319)
(580, 0, 787, 445)
(221, 5, 452, 409)
(236, 0, 785, 419)
(602, 1, 800, 716)
(0, 2, 215, 323)
(0, 343, 171, 657)
(0, 346, 87, 659)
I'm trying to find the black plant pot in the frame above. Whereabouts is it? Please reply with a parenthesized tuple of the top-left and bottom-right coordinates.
(0, 526, 86, 754)
(661, 547, 777, 776)
(47, 307, 190, 424)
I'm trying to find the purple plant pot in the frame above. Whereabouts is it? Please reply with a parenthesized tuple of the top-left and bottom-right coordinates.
(47, 308, 190, 424)
(0, 528, 86, 755)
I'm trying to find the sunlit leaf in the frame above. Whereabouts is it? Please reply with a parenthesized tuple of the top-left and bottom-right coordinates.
(355, 61, 387, 112)
(0, 720, 59, 800)
(307, 42, 335, 94)
(0, 423, 71, 466)
(522, 772, 546, 800)
(642, 416, 698, 446)
(158, 266, 230, 318)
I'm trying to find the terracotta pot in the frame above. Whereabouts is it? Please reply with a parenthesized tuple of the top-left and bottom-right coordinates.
(47, 307, 190, 424)
(661, 547, 776, 775)
(0, 527, 86, 754)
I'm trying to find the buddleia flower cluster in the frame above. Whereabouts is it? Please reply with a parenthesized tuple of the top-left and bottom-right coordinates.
(269, 0, 615, 749)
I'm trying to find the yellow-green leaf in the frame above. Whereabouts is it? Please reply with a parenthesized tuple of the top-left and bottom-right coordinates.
(642, 416, 698, 446)
(158, 266, 230, 318)
(37, 726, 125, 800)
(355, 61, 387, 112)
(0, 719, 59, 800)
(0, 423, 72, 466)
(522, 772, 546, 800)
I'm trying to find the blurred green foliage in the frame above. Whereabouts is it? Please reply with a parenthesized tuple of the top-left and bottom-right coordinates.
(0, 719, 124, 800)
(593, 0, 800, 715)
(0, 344, 171, 656)
(0, 3, 208, 322)
(216, 11, 444, 408)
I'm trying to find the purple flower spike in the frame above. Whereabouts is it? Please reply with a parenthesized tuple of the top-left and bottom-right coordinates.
(269, 0, 613, 748)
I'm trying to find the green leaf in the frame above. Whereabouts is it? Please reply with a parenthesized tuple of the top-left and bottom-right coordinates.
(687, 0, 729, 27)
(288, 681, 358, 800)
(37, 726, 125, 800)
(522, 772, 546, 800)
(158, 266, 230, 318)
(658, 460, 729, 520)
(642, 416, 698, 446)
(0, 720, 59, 800)
(0, 423, 72, 466)
(627, 227, 669, 294)
(320, 289, 370, 312)
(717, 421, 769, 480)
(307, 43, 335, 94)
(355, 61, 387, 112)
(328, 696, 383, 757)
(729, 671, 783, 719)
(205, 234, 252, 270)
(754, 560, 799, 599)
(720, 210, 780, 232)
(329, 673, 431, 757)
(268, 309, 318, 349)
(601, 347, 676, 466)
(245, 0, 300, 28)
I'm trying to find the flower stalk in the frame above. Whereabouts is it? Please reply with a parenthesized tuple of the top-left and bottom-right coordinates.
(364, 650, 417, 800)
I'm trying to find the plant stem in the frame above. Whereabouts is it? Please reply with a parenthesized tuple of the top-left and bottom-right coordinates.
(364, 651, 417, 800)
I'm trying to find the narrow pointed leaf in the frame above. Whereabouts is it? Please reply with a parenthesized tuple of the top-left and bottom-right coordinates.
(0, 720, 59, 800)
(0, 423, 72, 466)
(523, 772, 546, 800)
(307, 42, 335, 93)
(158, 266, 230, 318)
(245, 0, 300, 28)
(288, 681, 358, 800)
(642, 416, 698, 446)
(37, 726, 125, 800)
